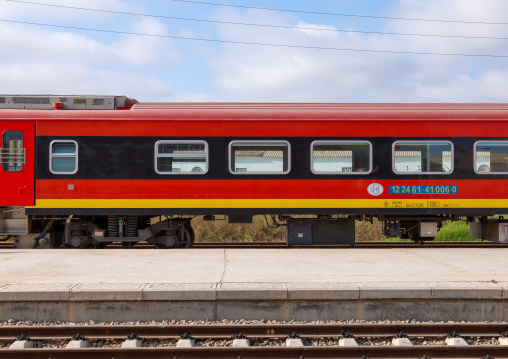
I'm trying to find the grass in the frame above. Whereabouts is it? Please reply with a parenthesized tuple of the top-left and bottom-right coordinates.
(434, 221, 482, 242)
(193, 215, 285, 243)
(192, 216, 484, 243)
(379, 220, 482, 242)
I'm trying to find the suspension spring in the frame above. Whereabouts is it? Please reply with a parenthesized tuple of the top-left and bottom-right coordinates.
(108, 215, 119, 237)
(124, 216, 138, 237)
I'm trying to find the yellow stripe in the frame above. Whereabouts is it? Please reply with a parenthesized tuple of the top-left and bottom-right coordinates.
(27, 198, 508, 209)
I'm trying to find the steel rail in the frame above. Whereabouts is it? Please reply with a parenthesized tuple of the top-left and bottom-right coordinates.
(4, 345, 508, 358)
(1, 323, 507, 340)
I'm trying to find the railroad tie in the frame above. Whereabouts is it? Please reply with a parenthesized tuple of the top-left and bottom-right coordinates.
(8, 335, 33, 349)
(177, 331, 195, 347)
(445, 332, 468, 346)
(122, 333, 142, 348)
(339, 337, 359, 346)
(176, 338, 196, 347)
(392, 337, 413, 346)
(65, 339, 89, 348)
(232, 333, 250, 347)
(66, 333, 89, 348)
(339, 332, 358, 347)
(392, 331, 413, 346)
(286, 333, 304, 347)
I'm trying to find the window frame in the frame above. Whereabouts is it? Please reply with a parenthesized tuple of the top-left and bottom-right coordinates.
(49, 140, 78, 175)
(154, 140, 209, 175)
(229, 140, 291, 175)
(474, 140, 508, 175)
(392, 140, 454, 175)
(1, 130, 25, 173)
(310, 140, 373, 175)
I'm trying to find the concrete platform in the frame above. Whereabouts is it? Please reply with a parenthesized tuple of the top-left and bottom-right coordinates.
(0, 248, 507, 322)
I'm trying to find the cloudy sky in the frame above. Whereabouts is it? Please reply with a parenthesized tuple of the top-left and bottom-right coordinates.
(1, 0, 508, 102)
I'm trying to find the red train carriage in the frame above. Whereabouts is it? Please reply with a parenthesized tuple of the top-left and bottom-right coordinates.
(1, 95, 508, 248)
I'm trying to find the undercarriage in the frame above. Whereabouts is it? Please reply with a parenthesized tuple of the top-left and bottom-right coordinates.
(2, 207, 508, 248)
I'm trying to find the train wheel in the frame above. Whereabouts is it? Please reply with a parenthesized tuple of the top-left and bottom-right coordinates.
(180, 223, 194, 248)
(155, 224, 193, 249)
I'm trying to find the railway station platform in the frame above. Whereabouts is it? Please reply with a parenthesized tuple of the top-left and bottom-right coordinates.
(0, 247, 507, 323)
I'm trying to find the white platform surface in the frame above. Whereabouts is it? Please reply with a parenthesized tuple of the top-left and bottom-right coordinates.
(0, 248, 505, 285)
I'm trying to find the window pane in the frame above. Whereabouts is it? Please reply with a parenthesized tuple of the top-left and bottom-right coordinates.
(155, 141, 208, 174)
(1, 130, 24, 172)
(52, 143, 76, 154)
(394, 142, 452, 174)
(158, 143, 205, 155)
(476, 142, 508, 173)
(312, 142, 370, 173)
(52, 157, 76, 173)
(157, 158, 207, 173)
(231, 142, 289, 173)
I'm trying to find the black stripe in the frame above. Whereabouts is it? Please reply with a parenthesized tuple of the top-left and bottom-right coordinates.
(36, 136, 508, 180)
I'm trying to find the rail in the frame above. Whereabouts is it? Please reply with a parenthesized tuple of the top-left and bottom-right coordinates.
(1, 323, 507, 358)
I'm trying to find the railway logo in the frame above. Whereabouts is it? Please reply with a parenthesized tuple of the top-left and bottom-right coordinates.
(367, 183, 384, 196)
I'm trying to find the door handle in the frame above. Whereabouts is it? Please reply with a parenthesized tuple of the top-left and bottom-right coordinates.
(19, 185, 27, 195)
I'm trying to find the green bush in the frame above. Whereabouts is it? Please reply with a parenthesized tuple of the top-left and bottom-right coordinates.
(434, 221, 481, 242)
(382, 221, 482, 242)
(191, 216, 482, 243)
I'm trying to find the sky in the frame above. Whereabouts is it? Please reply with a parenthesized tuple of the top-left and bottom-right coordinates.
(1, 0, 508, 103)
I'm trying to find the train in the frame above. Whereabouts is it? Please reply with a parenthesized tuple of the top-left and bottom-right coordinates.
(1, 95, 508, 248)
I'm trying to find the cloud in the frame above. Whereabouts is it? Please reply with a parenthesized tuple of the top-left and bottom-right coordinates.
(208, 1, 508, 102)
(0, 3, 180, 101)
(0, 0, 127, 21)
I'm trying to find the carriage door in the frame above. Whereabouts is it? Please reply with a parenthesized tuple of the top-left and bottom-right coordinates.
(0, 122, 35, 205)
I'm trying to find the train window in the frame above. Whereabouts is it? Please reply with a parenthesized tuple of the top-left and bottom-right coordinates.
(1, 130, 25, 172)
(50, 140, 78, 174)
(311, 141, 372, 174)
(155, 141, 208, 174)
(229, 141, 290, 174)
(393, 141, 453, 174)
(474, 142, 508, 174)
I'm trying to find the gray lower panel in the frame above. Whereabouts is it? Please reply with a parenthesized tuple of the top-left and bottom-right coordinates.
(1, 299, 505, 322)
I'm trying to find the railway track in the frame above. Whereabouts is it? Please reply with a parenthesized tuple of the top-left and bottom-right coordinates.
(1, 241, 506, 249)
(1, 323, 508, 358)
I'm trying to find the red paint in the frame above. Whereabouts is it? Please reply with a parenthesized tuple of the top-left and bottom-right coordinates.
(0, 103, 508, 137)
(0, 122, 35, 205)
(36, 179, 508, 200)
(31, 119, 508, 137)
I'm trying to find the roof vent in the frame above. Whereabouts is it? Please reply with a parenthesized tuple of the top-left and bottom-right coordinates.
(0, 95, 133, 110)
(12, 97, 50, 105)
(92, 98, 105, 106)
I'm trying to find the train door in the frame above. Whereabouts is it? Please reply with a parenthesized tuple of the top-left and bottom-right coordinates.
(0, 122, 35, 205)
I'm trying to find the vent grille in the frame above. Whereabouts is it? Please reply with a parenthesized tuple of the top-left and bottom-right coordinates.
(12, 97, 50, 105)
(0, 95, 128, 109)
